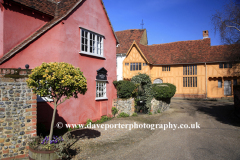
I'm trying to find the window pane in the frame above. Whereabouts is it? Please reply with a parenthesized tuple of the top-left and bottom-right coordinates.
(195, 65, 197, 75)
(183, 77, 185, 87)
(81, 29, 103, 56)
(196, 77, 197, 87)
(224, 63, 228, 68)
(133, 63, 135, 71)
(189, 66, 192, 75)
(234, 79, 237, 86)
(130, 63, 132, 71)
(229, 63, 232, 68)
(218, 79, 222, 88)
(169, 66, 170, 71)
(189, 77, 192, 87)
(139, 63, 142, 70)
(136, 63, 138, 70)
(219, 63, 223, 68)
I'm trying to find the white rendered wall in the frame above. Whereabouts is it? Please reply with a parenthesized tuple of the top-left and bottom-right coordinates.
(116, 54, 126, 81)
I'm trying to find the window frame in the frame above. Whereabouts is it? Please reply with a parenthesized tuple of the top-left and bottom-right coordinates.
(130, 63, 142, 71)
(143, 63, 148, 66)
(95, 80, 108, 100)
(163, 66, 171, 72)
(183, 76, 197, 87)
(80, 27, 105, 59)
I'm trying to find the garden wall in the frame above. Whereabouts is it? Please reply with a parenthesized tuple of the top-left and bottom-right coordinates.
(112, 98, 135, 116)
(0, 68, 36, 160)
(151, 98, 170, 114)
(113, 98, 171, 115)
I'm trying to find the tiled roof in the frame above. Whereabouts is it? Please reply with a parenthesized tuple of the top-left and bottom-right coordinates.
(0, 0, 119, 64)
(9, 0, 57, 17)
(134, 38, 240, 65)
(116, 29, 146, 54)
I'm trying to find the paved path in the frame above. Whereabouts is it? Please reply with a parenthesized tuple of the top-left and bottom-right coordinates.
(75, 99, 240, 160)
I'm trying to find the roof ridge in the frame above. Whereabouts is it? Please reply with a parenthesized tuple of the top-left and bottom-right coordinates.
(149, 38, 209, 46)
(115, 29, 145, 32)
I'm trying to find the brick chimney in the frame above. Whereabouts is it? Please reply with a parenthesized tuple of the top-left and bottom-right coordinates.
(203, 30, 209, 39)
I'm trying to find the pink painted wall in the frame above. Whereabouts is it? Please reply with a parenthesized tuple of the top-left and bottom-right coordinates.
(3, 2, 51, 54)
(0, 0, 117, 126)
(0, 3, 3, 57)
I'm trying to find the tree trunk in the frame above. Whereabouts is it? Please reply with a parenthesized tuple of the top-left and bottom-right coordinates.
(49, 99, 58, 145)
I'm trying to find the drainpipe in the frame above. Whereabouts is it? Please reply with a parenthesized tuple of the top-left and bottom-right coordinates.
(205, 63, 207, 99)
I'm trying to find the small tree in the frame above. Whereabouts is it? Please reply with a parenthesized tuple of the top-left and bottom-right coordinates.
(27, 62, 87, 145)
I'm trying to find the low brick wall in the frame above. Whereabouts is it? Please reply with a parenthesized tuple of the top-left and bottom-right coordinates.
(0, 68, 36, 160)
(151, 98, 170, 114)
(112, 98, 135, 116)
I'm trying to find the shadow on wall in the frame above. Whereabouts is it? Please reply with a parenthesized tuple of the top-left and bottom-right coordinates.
(37, 102, 67, 135)
(192, 102, 240, 127)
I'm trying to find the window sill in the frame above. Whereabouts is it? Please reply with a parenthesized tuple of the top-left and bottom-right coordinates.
(95, 79, 108, 82)
(95, 97, 108, 101)
(80, 52, 106, 59)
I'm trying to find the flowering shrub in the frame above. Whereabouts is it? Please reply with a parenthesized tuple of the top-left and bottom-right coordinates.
(41, 136, 64, 145)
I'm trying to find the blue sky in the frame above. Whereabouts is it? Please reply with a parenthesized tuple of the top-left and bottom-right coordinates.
(103, 0, 229, 46)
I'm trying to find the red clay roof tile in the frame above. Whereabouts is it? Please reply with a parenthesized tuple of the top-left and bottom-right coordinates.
(116, 29, 145, 54)
(135, 38, 240, 65)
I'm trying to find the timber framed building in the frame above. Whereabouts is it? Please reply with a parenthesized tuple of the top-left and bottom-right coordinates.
(122, 30, 240, 98)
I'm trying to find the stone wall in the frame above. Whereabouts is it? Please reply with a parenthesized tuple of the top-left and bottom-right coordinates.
(112, 98, 135, 116)
(112, 98, 171, 115)
(151, 98, 170, 114)
(0, 68, 36, 160)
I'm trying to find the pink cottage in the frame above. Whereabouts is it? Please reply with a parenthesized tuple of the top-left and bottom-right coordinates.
(0, 0, 118, 128)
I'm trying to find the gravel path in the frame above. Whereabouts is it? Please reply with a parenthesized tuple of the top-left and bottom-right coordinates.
(69, 113, 164, 160)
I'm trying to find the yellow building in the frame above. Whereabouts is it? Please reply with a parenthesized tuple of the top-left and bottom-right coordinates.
(122, 31, 240, 98)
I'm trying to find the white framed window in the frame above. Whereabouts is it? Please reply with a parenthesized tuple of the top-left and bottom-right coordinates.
(96, 81, 107, 100)
(80, 28, 104, 58)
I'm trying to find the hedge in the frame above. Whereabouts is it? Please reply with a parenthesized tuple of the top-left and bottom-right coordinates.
(113, 80, 137, 98)
(152, 83, 176, 100)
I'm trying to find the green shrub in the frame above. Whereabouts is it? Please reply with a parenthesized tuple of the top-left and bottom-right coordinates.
(111, 107, 118, 117)
(131, 73, 153, 112)
(117, 112, 129, 117)
(113, 80, 137, 98)
(148, 112, 152, 115)
(152, 83, 176, 101)
(100, 115, 111, 123)
(157, 109, 161, 113)
(132, 113, 138, 117)
(95, 120, 101, 124)
(85, 119, 93, 126)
